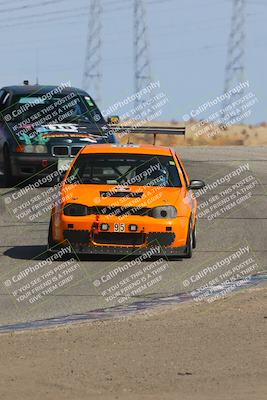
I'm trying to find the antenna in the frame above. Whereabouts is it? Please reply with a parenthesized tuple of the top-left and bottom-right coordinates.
(82, 0, 103, 105)
(133, 0, 152, 111)
(223, 0, 246, 122)
(35, 49, 39, 85)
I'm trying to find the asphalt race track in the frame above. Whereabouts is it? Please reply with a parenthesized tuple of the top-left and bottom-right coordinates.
(0, 146, 266, 329)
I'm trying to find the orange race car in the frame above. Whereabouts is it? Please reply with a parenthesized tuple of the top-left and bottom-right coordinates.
(48, 144, 205, 258)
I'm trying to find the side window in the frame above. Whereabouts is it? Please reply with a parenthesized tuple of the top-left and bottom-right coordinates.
(0, 90, 7, 112)
(2, 92, 10, 105)
(175, 154, 190, 186)
(0, 91, 10, 110)
(0, 90, 6, 104)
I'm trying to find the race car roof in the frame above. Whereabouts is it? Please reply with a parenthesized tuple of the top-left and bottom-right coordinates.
(1, 85, 89, 97)
(80, 144, 173, 156)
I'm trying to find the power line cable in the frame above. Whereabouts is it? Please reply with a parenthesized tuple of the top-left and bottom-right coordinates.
(0, 0, 70, 14)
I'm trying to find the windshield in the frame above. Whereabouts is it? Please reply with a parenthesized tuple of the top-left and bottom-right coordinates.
(66, 153, 182, 187)
(2, 92, 104, 125)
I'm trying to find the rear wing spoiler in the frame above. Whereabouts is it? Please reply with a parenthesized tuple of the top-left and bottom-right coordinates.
(106, 125, 186, 145)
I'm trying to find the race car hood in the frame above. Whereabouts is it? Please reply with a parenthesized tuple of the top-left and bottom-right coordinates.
(10, 122, 111, 145)
(62, 184, 189, 212)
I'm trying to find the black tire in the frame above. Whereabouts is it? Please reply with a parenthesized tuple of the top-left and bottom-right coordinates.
(47, 218, 56, 249)
(192, 224, 196, 249)
(47, 218, 68, 257)
(3, 146, 14, 187)
(184, 220, 193, 259)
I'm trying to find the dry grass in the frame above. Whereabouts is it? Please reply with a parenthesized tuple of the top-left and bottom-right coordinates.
(119, 120, 267, 146)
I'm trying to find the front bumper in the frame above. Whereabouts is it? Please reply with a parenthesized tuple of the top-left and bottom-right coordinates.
(57, 215, 189, 249)
(50, 238, 187, 256)
(62, 243, 187, 256)
(10, 153, 60, 178)
(51, 215, 190, 256)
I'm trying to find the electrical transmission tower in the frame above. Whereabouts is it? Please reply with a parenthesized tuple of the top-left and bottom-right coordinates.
(134, 0, 152, 111)
(82, 0, 103, 105)
(223, 0, 246, 122)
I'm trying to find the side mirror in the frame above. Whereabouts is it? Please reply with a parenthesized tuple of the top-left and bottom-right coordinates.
(107, 115, 120, 124)
(188, 180, 205, 190)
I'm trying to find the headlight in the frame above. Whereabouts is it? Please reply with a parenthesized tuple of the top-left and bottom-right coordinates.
(150, 205, 177, 219)
(64, 203, 88, 216)
(23, 145, 48, 154)
(35, 145, 48, 153)
(24, 145, 34, 153)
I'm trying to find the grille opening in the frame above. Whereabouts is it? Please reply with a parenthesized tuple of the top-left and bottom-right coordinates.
(53, 146, 69, 156)
(100, 191, 143, 198)
(64, 204, 88, 216)
(71, 146, 83, 156)
(93, 232, 145, 246)
(64, 230, 90, 244)
(92, 206, 150, 216)
(20, 166, 35, 173)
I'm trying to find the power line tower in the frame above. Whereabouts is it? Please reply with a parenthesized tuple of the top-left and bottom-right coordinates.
(82, 0, 103, 105)
(223, 0, 246, 122)
(134, 0, 152, 111)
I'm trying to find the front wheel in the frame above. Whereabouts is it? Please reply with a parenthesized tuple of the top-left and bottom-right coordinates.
(47, 218, 56, 249)
(47, 218, 68, 257)
(192, 224, 196, 249)
(184, 220, 193, 259)
(2, 147, 18, 187)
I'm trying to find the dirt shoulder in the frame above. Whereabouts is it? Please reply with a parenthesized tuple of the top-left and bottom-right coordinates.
(0, 287, 266, 400)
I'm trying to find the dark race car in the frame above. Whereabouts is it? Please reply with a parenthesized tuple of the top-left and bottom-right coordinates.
(0, 83, 117, 186)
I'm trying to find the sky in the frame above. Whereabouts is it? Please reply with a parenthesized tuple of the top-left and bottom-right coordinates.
(0, 0, 266, 123)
